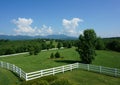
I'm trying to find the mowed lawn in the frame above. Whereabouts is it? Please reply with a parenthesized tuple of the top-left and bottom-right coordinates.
(93, 50, 120, 69)
(0, 48, 80, 72)
(0, 48, 120, 85)
(57, 69, 120, 85)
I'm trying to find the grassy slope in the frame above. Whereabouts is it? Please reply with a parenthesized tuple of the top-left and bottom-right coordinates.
(0, 68, 21, 85)
(93, 50, 120, 69)
(58, 69, 120, 85)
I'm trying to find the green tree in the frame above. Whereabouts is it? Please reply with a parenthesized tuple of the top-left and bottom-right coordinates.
(28, 44, 41, 55)
(77, 29, 97, 64)
(57, 42, 62, 49)
(106, 40, 120, 52)
(67, 42, 72, 48)
(34, 45, 41, 55)
(50, 53, 54, 59)
(41, 43, 47, 50)
(55, 52, 60, 58)
(29, 46, 34, 55)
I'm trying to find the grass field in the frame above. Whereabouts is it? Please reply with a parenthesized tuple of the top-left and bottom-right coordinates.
(0, 48, 120, 72)
(0, 68, 21, 85)
(0, 48, 80, 72)
(57, 69, 120, 85)
(0, 48, 120, 85)
(93, 50, 120, 69)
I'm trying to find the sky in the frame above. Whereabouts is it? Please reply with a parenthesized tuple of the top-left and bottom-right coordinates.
(0, 0, 120, 37)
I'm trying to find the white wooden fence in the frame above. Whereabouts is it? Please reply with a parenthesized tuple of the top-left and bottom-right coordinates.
(0, 61, 26, 79)
(0, 61, 78, 81)
(26, 63, 79, 81)
(0, 61, 120, 81)
(79, 63, 120, 77)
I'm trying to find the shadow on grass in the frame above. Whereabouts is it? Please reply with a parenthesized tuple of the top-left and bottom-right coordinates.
(54, 60, 82, 64)
(10, 71, 25, 82)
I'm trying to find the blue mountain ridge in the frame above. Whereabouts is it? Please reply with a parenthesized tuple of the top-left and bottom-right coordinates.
(0, 34, 78, 40)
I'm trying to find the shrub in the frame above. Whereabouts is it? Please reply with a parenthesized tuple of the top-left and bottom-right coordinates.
(55, 52, 60, 58)
(50, 53, 54, 59)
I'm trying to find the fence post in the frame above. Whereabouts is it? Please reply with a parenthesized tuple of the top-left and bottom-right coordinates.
(53, 68, 55, 75)
(70, 64, 72, 71)
(99, 66, 102, 73)
(41, 70, 43, 76)
(19, 68, 21, 78)
(0, 61, 3, 68)
(12, 64, 15, 72)
(7, 63, 9, 70)
(0, 61, 1, 67)
(25, 73, 28, 81)
(62, 66, 64, 73)
(114, 68, 117, 77)
(87, 64, 89, 71)
(77, 63, 79, 68)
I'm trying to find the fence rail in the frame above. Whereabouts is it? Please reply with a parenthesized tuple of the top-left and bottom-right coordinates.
(79, 63, 120, 77)
(0, 61, 26, 79)
(26, 63, 79, 81)
(0, 61, 120, 81)
(0, 61, 79, 81)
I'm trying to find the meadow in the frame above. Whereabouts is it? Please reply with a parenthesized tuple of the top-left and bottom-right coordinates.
(0, 48, 120, 85)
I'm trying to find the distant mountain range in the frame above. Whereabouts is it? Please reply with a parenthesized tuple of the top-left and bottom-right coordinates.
(0, 34, 78, 40)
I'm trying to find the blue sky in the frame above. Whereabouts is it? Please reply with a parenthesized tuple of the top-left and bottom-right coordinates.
(0, 0, 120, 37)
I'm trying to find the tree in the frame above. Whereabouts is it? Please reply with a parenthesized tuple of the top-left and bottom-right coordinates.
(67, 42, 72, 48)
(28, 44, 41, 55)
(34, 45, 41, 55)
(50, 53, 54, 59)
(29, 46, 34, 55)
(41, 43, 47, 50)
(106, 40, 120, 52)
(55, 52, 60, 58)
(57, 42, 62, 49)
(76, 29, 97, 64)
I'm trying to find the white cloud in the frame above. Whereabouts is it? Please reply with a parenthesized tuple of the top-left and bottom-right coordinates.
(12, 18, 53, 36)
(62, 18, 83, 36)
(12, 17, 83, 37)
(13, 18, 35, 34)
(37, 25, 53, 36)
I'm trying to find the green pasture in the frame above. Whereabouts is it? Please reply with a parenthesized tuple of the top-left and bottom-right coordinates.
(57, 69, 120, 85)
(0, 48, 120, 72)
(0, 68, 21, 85)
(0, 48, 120, 85)
(0, 48, 79, 72)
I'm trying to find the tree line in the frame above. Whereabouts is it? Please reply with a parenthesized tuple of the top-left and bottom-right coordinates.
(0, 39, 76, 55)
(0, 34, 119, 56)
